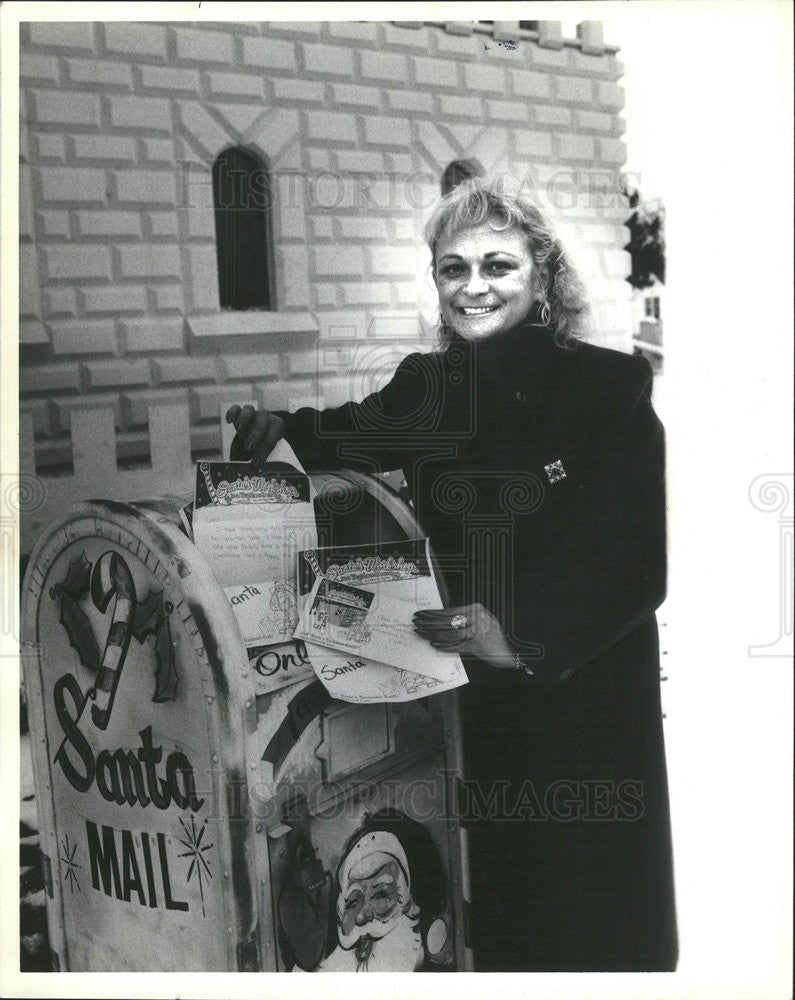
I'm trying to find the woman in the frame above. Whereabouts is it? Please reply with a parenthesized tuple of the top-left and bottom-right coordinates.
(227, 178, 677, 972)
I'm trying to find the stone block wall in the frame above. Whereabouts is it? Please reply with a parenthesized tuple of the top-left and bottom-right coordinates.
(19, 19, 630, 527)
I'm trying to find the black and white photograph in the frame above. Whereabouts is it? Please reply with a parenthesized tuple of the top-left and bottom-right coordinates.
(1, 2, 792, 998)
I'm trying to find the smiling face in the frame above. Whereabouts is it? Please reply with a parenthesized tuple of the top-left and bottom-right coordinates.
(433, 220, 537, 343)
(337, 854, 409, 947)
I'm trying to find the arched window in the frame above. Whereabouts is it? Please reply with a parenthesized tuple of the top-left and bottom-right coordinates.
(441, 158, 485, 197)
(212, 146, 275, 310)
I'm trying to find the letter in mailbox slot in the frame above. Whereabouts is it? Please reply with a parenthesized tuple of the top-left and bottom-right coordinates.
(261, 680, 334, 781)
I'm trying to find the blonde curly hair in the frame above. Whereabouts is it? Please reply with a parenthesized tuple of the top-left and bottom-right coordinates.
(424, 176, 590, 348)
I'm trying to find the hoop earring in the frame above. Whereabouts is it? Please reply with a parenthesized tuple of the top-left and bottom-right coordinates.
(540, 300, 551, 327)
(438, 317, 457, 345)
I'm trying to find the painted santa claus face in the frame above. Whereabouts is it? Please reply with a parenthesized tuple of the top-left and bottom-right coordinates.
(434, 220, 536, 344)
(337, 854, 410, 947)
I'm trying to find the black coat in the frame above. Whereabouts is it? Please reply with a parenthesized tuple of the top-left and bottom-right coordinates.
(279, 322, 677, 971)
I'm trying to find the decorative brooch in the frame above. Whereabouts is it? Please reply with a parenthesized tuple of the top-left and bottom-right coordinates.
(544, 459, 567, 485)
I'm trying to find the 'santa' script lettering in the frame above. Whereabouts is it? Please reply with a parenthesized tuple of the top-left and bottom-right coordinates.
(230, 583, 261, 606)
(53, 673, 204, 811)
(320, 658, 367, 681)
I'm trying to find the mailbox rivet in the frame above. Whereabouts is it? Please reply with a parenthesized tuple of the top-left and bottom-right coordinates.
(256, 823, 262, 832)
(250, 762, 257, 770)
(212, 754, 218, 763)
(264, 941, 270, 948)
(245, 699, 252, 709)
(242, 672, 248, 679)
(207, 696, 214, 705)
(224, 871, 229, 879)
(278, 849, 285, 858)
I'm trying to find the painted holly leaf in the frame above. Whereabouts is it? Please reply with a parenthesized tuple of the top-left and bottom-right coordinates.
(152, 614, 177, 703)
(61, 552, 91, 596)
(133, 589, 178, 703)
(134, 588, 166, 641)
(58, 554, 101, 672)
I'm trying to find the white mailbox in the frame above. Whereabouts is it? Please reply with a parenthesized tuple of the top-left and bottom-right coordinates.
(21, 471, 471, 972)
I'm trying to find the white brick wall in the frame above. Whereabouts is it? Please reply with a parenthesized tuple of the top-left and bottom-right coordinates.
(511, 69, 552, 99)
(51, 320, 117, 355)
(303, 42, 355, 76)
(39, 167, 106, 203)
(83, 286, 146, 314)
(242, 36, 296, 70)
(361, 50, 407, 82)
(414, 57, 460, 89)
(103, 22, 168, 59)
(19, 18, 633, 517)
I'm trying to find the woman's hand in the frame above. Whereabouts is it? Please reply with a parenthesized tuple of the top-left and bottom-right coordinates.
(225, 404, 286, 471)
(412, 603, 518, 669)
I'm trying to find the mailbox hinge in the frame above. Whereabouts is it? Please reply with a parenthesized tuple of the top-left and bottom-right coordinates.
(462, 896, 473, 949)
(236, 927, 261, 971)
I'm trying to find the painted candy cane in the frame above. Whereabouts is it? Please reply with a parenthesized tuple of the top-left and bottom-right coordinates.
(89, 550, 137, 730)
(200, 461, 220, 505)
(303, 550, 323, 580)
